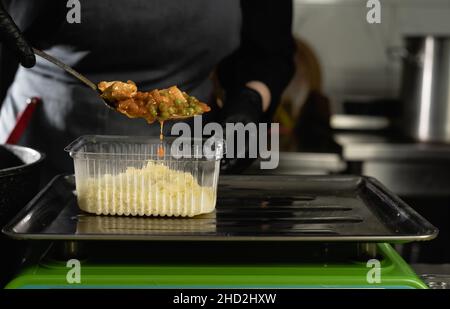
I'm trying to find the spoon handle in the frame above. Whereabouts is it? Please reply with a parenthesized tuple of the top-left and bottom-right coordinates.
(32, 48, 99, 92)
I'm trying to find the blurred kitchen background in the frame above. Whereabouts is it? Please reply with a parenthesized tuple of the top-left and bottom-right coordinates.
(1, 0, 450, 275)
(253, 0, 450, 272)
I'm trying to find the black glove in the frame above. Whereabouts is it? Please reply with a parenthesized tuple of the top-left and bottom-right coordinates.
(0, 2, 35, 68)
(220, 87, 264, 174)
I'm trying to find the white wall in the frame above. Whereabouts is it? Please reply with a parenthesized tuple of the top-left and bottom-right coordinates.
(293, 0, 450, 110)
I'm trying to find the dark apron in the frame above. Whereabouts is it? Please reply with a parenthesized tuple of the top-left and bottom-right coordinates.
(0, 0, 241, 176)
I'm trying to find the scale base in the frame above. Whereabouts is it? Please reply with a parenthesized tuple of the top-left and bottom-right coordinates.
(6, 243, 427, 289)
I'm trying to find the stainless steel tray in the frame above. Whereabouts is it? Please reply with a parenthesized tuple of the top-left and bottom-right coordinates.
(2, 174, 438, 242)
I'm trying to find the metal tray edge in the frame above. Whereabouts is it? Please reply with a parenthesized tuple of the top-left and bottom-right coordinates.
(2, 174, 65, 237)
(2, 174, 440, 243)
(361, 175, 439, 240)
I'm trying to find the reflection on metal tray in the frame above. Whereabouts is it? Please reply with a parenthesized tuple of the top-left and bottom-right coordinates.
(2, 174, 438, 242)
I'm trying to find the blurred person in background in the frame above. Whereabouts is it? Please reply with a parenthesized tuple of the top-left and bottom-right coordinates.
(274, 38, 340, 154)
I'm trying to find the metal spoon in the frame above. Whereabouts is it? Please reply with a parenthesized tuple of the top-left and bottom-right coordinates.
(32, 48, 116, 109)
(32, 48, 208, 120)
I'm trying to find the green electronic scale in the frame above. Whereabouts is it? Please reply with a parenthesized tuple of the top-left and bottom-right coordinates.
(3, 175, 438, 289)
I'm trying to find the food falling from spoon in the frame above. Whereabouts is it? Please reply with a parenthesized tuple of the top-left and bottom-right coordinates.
(158, 121, 165, 158)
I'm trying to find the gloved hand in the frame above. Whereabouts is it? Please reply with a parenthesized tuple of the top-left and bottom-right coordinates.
(0, 2, 35, 68)
(220, 87, 264, 174)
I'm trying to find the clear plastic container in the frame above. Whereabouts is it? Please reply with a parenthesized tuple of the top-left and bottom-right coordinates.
(65, 135, 224, 217)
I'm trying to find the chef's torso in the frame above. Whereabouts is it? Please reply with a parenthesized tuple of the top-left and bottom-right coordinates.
(0, 0, 241, 175)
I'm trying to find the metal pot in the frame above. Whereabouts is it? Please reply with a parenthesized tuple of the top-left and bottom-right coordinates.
(0, 144, 44, 287)
(0, 144, 45, 228)
(398, 36, 450, 143)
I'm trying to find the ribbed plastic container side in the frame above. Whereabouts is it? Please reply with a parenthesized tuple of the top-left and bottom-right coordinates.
(71, 138, 220, 217)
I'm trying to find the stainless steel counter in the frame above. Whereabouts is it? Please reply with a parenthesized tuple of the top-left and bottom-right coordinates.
(412, 264, 450, 289)
(245, 152, 346, 175)
(340, 134, 450, 197)
(343, 142, 450, 161)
